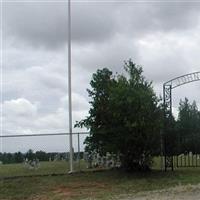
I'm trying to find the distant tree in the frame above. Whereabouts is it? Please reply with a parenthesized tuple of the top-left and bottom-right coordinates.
(177, 98, 200, 153)
(35, 151, 48, 161)
(76, 60, 162, 171)
(4, 153, 14, 164)
(26, 149, 35, 160)
(14, 152, 24, 163)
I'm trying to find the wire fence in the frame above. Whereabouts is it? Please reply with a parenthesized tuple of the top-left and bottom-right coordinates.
(0, 131, 179, 178)
(0, 132, 90, 178)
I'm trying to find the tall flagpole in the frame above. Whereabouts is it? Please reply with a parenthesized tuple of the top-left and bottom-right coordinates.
(68, 0, 73, 173)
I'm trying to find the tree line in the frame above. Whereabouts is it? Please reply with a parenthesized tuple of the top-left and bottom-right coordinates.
(166, 98, 200, 156)
(0, 150, 82, 164)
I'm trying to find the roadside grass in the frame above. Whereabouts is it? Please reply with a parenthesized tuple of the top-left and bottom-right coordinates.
(1, 168, 200, 200)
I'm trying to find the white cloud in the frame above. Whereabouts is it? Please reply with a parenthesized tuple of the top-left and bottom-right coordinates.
(3, 98, 38, 117)
(137, 30, 200, 83)
(60, 93, 89, 112)
(33, 108, 68, 130)
(2, 95, 88, 135)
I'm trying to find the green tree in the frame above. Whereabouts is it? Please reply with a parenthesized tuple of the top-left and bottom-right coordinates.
(14, 152, 24, 163)
(26, 149, 35, 160)
(76, 60, 162, 171)
(76, 68, 116, 155)
(35, 151, 48, 161)
(177, 98, 200, 153)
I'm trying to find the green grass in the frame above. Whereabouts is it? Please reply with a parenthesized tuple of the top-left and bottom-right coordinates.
(1, 159, 200, 200)
(0, 157, 161, 179)
(1, 167, 200, 200)
(0, 161, 87, 178)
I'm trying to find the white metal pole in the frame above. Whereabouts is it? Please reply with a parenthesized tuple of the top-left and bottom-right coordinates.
(68, 0, 73, 173)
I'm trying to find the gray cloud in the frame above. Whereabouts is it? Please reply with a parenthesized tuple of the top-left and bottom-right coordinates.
(4, 3, 69, 49)
(4, 2, 200, 49)
(2, 1, 200, 152)
(4, 2, 117, 49)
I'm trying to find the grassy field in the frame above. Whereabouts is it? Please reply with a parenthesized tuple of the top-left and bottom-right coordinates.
(1, 159, 200, 200)
(0, 157, 162, 178)
(0, 162, 200, 200)
(0, 161, 87, 178)
(1, 168, 200, 200)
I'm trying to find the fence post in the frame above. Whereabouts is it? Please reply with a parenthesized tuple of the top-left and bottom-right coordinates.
(160, 130, 164, 171)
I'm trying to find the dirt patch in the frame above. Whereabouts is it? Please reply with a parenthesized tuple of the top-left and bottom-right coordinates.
(54, 186, 73, 198)
(118, 184, 200, 200)
(52, 181, 110, 199)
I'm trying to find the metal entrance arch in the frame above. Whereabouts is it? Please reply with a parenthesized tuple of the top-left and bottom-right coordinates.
(163, 71, 200, 171)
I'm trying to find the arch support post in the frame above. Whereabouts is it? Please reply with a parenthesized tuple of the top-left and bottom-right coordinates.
(162, 71, 200, 171)
(163, 84, 173, 171)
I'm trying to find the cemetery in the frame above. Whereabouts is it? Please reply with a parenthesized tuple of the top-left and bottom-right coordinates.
(1, 1, 200, 198)
(1, 69, 200, 199)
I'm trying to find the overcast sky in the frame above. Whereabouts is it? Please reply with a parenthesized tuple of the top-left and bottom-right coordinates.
(1, 0, 200, 152)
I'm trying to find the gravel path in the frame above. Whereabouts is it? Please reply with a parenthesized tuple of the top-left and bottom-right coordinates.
(118, 184, 200, 200)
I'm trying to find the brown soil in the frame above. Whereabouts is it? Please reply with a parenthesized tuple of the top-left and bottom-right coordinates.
(51, 181, 110, 199)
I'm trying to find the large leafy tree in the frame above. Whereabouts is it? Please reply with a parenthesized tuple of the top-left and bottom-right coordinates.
(76, 60, 162, 171)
